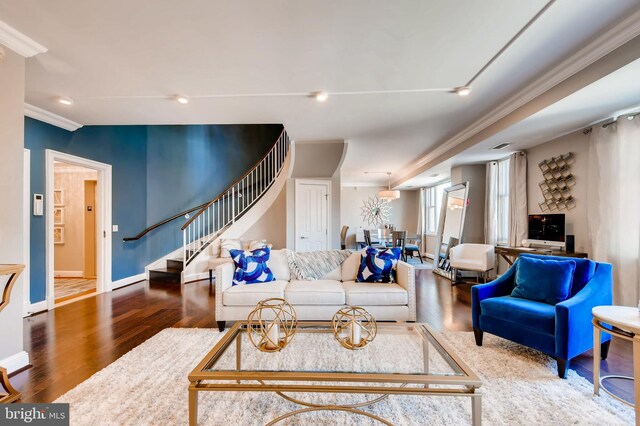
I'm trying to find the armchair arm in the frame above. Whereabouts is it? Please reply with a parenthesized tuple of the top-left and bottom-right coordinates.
(555, 262, 613, 360)
(471, 263, 517, 328)
(396, 261, 416, 321)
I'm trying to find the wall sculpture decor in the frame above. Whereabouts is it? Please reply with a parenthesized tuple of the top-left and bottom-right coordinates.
(360, 196, 391, 226)
(537, 152, 576, 211)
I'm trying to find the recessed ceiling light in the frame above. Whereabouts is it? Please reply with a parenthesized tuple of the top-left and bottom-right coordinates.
(311, 91, 329, 102)
(453, 86, 472, 96)
(57, 97, 74, 106)
(174, 95, 189, 104)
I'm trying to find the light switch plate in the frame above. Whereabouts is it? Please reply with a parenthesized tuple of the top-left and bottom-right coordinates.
(112, 225, 119, 232)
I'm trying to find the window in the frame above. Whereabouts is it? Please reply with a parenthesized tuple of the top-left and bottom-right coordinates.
(496, 158, 510, 244)
(423, 181, 450, 234)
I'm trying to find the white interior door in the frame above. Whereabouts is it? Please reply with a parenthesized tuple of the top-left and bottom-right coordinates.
(295, 180, 330, 252)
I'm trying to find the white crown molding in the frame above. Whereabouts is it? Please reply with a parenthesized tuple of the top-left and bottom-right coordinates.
(0, 19, 47, 57)
(394, 7, 640, 187)
(24, 103, 83, 131)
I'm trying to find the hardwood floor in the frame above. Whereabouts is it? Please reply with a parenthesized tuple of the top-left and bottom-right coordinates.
(11, 270, 635, 404)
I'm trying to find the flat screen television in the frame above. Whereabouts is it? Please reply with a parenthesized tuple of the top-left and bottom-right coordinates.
(527, 214, 565, 248)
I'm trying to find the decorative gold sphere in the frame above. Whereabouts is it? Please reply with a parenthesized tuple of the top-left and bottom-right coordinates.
(247, 298, 297, 352)
(331, 306, 377, 350)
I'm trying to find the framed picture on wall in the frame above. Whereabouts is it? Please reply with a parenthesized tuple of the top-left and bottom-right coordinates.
(53, 189, 65, 206)
(53, 207, 65, 225)
(53, 226, 65, 244)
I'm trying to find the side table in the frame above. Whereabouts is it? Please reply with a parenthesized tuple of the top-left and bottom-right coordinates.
(0, 264, 25, 404)
(592, 305, 640, 425)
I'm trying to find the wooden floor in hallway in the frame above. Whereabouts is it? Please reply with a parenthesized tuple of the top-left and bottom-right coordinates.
(11, 269, 635, 404)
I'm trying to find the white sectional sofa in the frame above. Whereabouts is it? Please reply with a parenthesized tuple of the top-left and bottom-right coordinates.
(215, 249, 416, 331)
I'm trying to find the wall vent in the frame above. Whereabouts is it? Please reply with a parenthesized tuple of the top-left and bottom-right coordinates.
(491, 143, 511, 150)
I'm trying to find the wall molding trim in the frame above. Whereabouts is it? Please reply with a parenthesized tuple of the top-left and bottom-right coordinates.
(111, 273, 145, 290)
(25, 300, 47, 317)
(394, 7, 640, 187)
(25, 103, 83, 132)
(0, 19, 47, 57)
(0, 351, 30, 374)
(54, 271, 83, 278)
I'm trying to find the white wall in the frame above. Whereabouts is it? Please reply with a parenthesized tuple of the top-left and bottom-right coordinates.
(287, 140, 346, 249)
(242, 184, 286, 248)
(527, 130, 589, 252)
(451, 164, 486, 243)
(0, 46, 26, 369)
(340, 187, 419, 249)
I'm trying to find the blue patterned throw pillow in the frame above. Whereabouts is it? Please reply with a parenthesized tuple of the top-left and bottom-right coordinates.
(356, 247, 402, 283)
(229, 247, 275, 285)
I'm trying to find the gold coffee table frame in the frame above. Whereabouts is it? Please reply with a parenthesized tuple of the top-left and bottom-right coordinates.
(188, 322, 482, 425)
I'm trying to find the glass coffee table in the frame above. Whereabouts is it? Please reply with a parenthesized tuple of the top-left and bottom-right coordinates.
(188, 322, 482, 425)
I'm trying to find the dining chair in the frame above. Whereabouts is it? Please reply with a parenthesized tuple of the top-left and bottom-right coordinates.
(405, 236, 423, 263)
(390, 230, 407, 261)
(340, 225, 349, 249)
(363, 229, 385, 249)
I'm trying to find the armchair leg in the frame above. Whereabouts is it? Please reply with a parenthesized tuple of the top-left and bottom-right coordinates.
(217, 321, 226, 332)
(601, 340, 611, 360)
(209, 269, 213, 285)
(556, 358, 570, 379)
(473, 328, 483, 346)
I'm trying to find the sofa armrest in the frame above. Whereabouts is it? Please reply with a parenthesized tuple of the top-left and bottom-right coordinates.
(396, 261, 416, 321)
(555, 262, 613, 360)
(471, 263, 516, 328)
(215, 263, 235, 319)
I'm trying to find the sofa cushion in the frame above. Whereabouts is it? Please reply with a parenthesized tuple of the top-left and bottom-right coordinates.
(342, 281, 408, 306)
(223, 280, 288, 306)
(285, 280, 346, 305)
(480, 295, 556, 335)
(341, 253, 361, 282)
(268, 250, 290, 281)
(321, 265, 342, 281)
(511, 256, 576, 305)
(230, 247, 275, 285)
(357, 247, 402, 283)
(220, 238, 243, 258)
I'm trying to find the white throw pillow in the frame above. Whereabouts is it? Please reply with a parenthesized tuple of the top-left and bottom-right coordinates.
(220, 238, 242, 258)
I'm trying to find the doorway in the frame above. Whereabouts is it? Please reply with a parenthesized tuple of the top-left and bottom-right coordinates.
(294, 179, 330, 251)
(46, 150, 112, 309)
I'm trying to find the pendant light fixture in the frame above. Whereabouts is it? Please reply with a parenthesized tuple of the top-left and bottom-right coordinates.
(379, 172, 400, 201)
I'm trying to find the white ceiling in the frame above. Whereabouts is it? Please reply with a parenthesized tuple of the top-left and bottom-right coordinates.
(1, 0, 640, 186)
(446, 57, 640, 168)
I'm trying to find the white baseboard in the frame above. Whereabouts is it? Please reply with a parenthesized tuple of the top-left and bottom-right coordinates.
(182, 272, 211, 284)
(0, 351, 30, 374)
(24, 300, 48, 316)
(54, 270, 82, 278)
(111, 273, 146, 290)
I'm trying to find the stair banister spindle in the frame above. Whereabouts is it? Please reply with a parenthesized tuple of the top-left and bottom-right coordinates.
(231, 186, 235, 223)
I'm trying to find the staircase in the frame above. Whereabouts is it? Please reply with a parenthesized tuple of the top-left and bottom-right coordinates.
(146, 130, 291, 284)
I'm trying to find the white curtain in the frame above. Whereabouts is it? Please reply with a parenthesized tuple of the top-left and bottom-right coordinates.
(508, 152, 528, 247)
(587, 116, 640, 306)
(485, 161, 498, 245)
(418, 187, 425, 235)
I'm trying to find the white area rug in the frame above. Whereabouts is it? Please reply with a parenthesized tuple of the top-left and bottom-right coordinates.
(55, 328, 633, 425)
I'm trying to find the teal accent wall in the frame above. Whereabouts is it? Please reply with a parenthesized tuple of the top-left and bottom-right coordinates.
(25, 117, 282, 303)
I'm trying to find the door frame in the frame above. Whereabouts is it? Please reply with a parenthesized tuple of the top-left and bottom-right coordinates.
(23, 149, 31, 317)
(294, 179, 331, 252)
(45, 150, 112, 310)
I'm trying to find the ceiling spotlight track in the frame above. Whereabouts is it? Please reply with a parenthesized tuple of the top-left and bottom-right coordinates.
(463, 0, 556, 88)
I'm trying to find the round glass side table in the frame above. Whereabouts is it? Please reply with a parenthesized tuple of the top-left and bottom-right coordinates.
(592, 305, 640, 423)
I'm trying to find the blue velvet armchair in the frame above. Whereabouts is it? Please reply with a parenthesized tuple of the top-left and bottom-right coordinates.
(471, 254, 612, 378)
